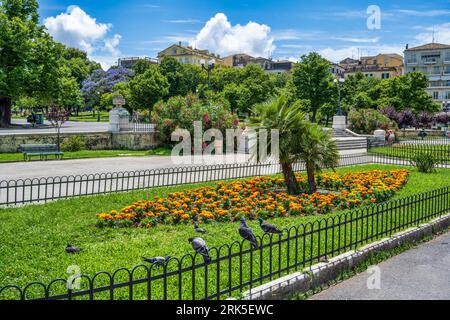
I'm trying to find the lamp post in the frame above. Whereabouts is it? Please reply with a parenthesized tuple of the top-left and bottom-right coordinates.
(334, 78, 345, 116)
(200, 59, 215, 90)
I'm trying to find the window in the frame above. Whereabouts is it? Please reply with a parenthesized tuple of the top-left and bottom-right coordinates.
(407, 53, 417, 64)
(446, 80, 450, 87)
(433, 66, 440, 74)
(172, 48, 177, 55)
(433, 92, 439, 99)
(445, 51, 450, 61)
(381, 73, 390, 79)
(445, 66, 450, 74)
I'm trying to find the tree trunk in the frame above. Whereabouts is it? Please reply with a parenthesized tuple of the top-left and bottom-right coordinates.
(280, 161, 300, 195)
(311, 108, 318, 123)
(306, 162, 317, 193)
(0, 97, 12, 127)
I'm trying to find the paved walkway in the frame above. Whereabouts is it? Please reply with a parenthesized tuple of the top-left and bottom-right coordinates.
(0, 119, 108, 135)
(310, 232, 450, 300)
(0, 150, 368, 181)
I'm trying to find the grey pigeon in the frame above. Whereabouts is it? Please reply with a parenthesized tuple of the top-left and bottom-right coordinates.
(142, 256, 171, 267)
(194, 223, 206, 234)
(188, 237, 211, 263)
(238, 218, 258, 248)
(65, 244, 81, 254)
(258, 218, 283, 235)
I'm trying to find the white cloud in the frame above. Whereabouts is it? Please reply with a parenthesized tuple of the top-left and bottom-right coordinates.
(190, 13, 275, 58)
(394, 9, 450, 17)
(333, 37, 380, 43)
(318, 45, 404, 63)
(104, 34, 122, 56)
(44, 6, 121, 69)
(415, 23, 450, 44)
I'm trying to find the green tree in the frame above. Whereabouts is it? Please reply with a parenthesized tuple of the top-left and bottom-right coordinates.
(291, 53, 334, 122)
(341, 73, 381, 110)
(378, 72, 439, 113)
(250, 96, 308, 195)
(128, 66, 169, 117)
(0, 0, 40, 126)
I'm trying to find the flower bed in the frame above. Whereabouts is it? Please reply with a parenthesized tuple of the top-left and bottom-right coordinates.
(96, 169, 409, 228)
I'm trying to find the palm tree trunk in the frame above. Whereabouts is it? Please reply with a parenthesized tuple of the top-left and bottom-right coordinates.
(306, 162, 317, 193)
(280, 161, 300, 195)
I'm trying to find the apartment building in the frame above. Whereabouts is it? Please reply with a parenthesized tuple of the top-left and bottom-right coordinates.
(157, 42, 224, 65)
(342, 53, 404, 79)
(404, 43, 450, 109)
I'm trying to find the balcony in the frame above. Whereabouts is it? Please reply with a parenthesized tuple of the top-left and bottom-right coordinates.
(423, 59, 438, 64)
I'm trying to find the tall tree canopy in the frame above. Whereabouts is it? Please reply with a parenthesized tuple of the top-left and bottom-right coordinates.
(0, 0, 41, 126)
(291, 53, 335, 122)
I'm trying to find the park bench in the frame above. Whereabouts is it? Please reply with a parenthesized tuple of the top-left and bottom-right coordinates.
(19, 144, 64, 161)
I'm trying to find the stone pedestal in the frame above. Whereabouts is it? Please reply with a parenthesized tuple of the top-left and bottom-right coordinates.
(332, 116, 347, 130)
(109, 107, 130, 132)
(374, 129, 386, 142)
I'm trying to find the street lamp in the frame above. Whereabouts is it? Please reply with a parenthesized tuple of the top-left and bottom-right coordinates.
(334, 78, 345, 116)
(200, 58, 215, 90)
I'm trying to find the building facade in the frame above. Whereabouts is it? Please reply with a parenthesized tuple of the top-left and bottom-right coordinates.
(223, 54, 294, 73)
(118, 57, 157, 69)
(404, 43, 450, 109)
(157, 43, 224, 65)
(330, 62, 345, 78)
(341, 53, 403, 80)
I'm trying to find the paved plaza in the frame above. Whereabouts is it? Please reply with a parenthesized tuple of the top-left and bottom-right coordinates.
(310, 232, 450, 300)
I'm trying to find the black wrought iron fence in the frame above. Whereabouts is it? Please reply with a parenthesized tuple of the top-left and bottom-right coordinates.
(0, 154, 373, 206)
(369, 137, 450, 165)
(1, 185, 448, 300)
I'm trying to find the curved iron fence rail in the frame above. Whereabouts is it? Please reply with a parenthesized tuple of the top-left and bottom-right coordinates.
(0, 154, 372, 206)
(1, 185, 449, 300)
(369, 137, 450, 166)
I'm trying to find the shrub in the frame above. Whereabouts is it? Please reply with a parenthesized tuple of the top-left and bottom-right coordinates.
(410, 152, 437, 173)
(152, 93, 239, 145)
(348, 108, 398, 134)
(61, 136, 86, 152)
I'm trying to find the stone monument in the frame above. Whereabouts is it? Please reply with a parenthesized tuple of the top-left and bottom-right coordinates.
(109, 95, 130, 132)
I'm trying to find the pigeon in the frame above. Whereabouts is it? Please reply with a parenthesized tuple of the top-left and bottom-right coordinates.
(188, 237, 211, 263)
(65, 244, 81, 254)
(194, 223, 206, 234)
(257, 218, 283, 235)
(238, 218, 258, 249)
(142, 256, 171, 267)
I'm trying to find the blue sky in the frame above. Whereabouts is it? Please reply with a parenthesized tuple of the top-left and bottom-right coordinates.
(38, 0, 450, 68)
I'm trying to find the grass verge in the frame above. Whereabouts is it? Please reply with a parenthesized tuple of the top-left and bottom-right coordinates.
(0, 147, 171, 163)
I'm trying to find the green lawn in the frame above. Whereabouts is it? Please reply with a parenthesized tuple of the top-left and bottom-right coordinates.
(370, 144, 450, 163)
(12, 111, 109, 122)
(0, 164, 449, 300)
(68, 111, 109, 122)
(0, 147, 172, 163)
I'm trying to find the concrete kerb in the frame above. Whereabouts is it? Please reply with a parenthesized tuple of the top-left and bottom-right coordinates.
(240, 212, 450, 300)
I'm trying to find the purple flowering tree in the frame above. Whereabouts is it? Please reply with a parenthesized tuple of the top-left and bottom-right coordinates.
(418, 111, 434, 128)
(81, 67, 134, 109)
(396, 108, 417, 129)
(434, 112, 450, 125)
(380, 106, 399, 123)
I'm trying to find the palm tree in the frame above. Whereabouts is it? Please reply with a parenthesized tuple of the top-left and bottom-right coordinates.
(251, 96, 339, 194)
(296, 123, 339, 193)
(250, 96, 308, 195)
